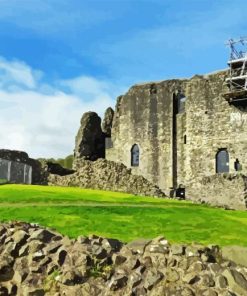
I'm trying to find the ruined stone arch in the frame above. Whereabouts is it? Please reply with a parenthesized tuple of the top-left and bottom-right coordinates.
(131, 144, 140, 167)
(216, 149, 229, 173)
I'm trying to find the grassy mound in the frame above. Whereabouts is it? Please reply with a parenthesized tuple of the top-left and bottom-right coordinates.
(0, 184, 246, 246)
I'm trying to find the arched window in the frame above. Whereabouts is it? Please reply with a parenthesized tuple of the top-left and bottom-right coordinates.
(131, 144, 140, 167)
(216, 149, 229, 173)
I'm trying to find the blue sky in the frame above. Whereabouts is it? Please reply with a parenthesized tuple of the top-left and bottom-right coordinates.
(0, 0, 246, 158)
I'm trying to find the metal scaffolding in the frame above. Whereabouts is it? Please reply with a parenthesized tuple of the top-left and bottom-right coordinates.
(223, 37, 247, 103)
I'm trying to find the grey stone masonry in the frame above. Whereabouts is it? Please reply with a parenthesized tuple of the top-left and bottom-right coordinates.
(105, 70, 247, 209)
(0, 158, 32, 184)
(0, 149, 44, 184)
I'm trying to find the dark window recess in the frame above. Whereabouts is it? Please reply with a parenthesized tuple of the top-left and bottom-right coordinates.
(176, 185, 186, 200)
(216, 149, 229, 173)
(234, 158, 241, 171)
(131, 144, 140, 167)
(184, 135, 187, 144)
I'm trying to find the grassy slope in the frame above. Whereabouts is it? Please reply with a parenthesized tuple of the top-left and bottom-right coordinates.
(0, 185, 185, 205)
(0, 185, 247, 246)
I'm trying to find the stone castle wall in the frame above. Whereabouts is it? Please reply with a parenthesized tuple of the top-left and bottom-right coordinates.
(0, 149, 44, 184)
(187, 173, 247, 210)
(183, 71, 242, 184)
(106, 80, 187, 192)
(0, 158, 32, 184)
(106, 70, 247, 199)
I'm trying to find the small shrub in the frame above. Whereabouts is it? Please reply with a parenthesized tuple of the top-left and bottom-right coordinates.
(43, 268, 61, 292)
(89, 256, 113, 279)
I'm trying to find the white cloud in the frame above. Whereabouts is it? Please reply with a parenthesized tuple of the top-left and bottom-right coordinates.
(0, 57, 122, 159)
(0, 57, 40, 90)
(60, 76, 125, 102)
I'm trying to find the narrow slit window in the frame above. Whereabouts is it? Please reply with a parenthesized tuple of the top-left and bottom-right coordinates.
(234, 158, 241, 171)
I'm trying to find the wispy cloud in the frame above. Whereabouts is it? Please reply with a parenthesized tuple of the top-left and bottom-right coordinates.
(93, 1, 247, 82)
(0, 56, 122, 158)
(60, 76, 126, 102)
(0, 57, 41, 90)
(0, 0, 114, 36)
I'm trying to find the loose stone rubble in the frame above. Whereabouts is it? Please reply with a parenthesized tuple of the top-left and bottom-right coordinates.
(1, 222, 247, 296)
(48, 158, 165, 198)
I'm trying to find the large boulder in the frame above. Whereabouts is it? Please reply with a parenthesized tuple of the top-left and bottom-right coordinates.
(102, 107, 114, 137)
(73, 112, 105, 166)
(222, 246, 247, 268)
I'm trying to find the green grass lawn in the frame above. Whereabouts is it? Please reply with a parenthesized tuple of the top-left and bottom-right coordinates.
(0, 184, 247, 246)
(0, 184, 189, 205)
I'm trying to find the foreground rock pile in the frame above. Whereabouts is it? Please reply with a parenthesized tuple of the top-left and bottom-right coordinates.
(1, 222, 247, 296)
(48, 158, 165, 198)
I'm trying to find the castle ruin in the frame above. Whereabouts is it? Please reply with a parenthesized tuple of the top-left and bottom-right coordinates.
(2, 38, 247, 209)
(96, 38, 247, 209)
